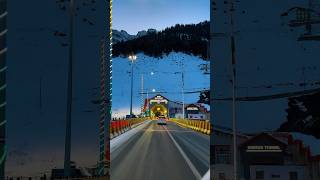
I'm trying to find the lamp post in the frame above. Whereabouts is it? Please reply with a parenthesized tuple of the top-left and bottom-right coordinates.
(141, 74, 144, 116)
(64, 0, 74, 177)
(146, 89, 149, 117)
(128, 55, 137, 117)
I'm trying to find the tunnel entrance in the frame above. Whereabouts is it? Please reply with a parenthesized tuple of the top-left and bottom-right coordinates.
(150, 104, 168, 118)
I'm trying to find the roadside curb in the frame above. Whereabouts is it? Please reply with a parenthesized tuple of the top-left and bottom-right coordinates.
(110, 120, 151, 153)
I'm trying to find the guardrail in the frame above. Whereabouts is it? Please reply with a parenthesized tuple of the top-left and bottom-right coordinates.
(169, 118, 211, 135)
(110, 118, 149, 139)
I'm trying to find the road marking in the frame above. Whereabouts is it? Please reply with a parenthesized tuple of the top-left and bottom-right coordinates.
(164, 125, 202, 180)
(202, 169, 210, 180)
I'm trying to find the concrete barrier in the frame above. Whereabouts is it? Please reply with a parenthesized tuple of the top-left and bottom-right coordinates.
(169, 118, 211, 135)
(110, 118, 148, 139)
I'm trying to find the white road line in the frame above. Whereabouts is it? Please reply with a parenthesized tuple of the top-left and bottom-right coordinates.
(164, 125, 202, 180)
(201, 169, 210, 180)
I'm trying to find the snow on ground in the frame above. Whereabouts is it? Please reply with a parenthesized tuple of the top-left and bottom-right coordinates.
(112, 52, 210, 118)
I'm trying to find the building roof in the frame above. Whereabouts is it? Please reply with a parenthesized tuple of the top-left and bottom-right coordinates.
(238, 132, 288, 148)
(150, 94, 169, 101)
(213, 124, 250, 139)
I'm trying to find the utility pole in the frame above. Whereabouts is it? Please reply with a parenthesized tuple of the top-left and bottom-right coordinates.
(40, 75, 42, 114)
(141, 74, 144, 116)
(146, 90, 149, 117)
(230, 0, 238, 179)
(182, 71, 185, 119)
(174, 60, 186, 120)
(64, 0, 74, 177)
(182, 59, 185, 119)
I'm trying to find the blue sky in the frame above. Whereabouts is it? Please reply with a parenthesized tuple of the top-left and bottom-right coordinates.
(113, 0, 210, 34)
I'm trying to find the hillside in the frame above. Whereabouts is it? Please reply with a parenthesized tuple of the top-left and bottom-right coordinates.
(112, 21, 210, 60)
(112, 52, 210, 118)
(112, 30, 134, 44)
(112, 29, 158, 44)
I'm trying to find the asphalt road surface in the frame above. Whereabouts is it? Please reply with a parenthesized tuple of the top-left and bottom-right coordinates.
(110, 120, 209, 180)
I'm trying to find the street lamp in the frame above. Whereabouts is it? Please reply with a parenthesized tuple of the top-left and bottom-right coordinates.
(64, 0, 74, 177)
(128, 55, 137, 117)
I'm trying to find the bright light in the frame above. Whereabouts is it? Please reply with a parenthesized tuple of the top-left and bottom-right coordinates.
(151, 72, 154, 75)
(157, 107, 160, 111)
(128, 55, 137, 61)
(152, 89, 156, 92)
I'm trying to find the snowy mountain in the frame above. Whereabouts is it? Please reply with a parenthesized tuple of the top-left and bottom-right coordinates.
(113, 21, 209, 59)
(136, 30, 147, 37)
(112, 29, 134, 44)
(112, 29, 158, 44)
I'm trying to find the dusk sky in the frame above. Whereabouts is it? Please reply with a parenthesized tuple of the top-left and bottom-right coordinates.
(113, 0, 210, 35)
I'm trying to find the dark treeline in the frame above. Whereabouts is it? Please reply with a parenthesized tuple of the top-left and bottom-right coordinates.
(198, 90, 210, 105)
(279, 92, 320, 139)
(112, 21, 209, 60)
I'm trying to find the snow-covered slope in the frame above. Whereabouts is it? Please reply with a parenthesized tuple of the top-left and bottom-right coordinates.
(112, 52, 209, 118)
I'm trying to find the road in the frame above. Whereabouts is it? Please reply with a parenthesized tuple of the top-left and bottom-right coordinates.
(110, 120, 209, 180)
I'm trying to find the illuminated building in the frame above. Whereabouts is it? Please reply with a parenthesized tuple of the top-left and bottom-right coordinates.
(212, 127, 320, 180)
(142, 94, 182, 118)
(143, 94, 210, 119)
(185, 104, 209, 120)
